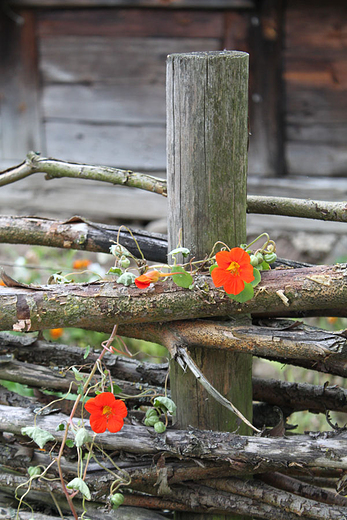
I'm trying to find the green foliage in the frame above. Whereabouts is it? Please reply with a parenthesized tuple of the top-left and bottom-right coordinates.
(66, 477, 91, 500)
(21, 426, 55, 449)
(171, 265, 193, 288)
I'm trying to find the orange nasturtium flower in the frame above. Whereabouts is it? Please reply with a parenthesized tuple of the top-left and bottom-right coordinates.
(135, 270, 174, 289)
(49, 328, 64, 339)
(211, 247, 255, 295)
(73, 259, 91, 270)
(85, 392, 127, 434)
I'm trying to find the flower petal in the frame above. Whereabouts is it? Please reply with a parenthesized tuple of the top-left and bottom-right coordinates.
(112, 400, 128, 419)
(85, 392, 115, 414)
(211, 266, 229, 288)
(135, 275, 151, 289)
(215, 251, 234, 270)
(223, 276, 245, 295)
(239, 263, 255, 283)
(90, 414, 107, 434)
(107, 415, 125, 433)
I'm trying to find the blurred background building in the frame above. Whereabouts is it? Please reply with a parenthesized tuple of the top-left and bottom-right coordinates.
(0, 0, 346, 263)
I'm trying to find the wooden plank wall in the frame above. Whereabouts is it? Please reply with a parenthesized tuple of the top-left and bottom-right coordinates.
(0, 0, 346, 243)
(284, 0, 347, 176)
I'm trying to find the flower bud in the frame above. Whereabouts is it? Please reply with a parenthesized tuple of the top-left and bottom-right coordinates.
(144, 415, 160, 427)
(255, 252, 264, 264)
(120, 256, 131, 269)
(250, 255, 259, 267)
(110, 493, 124, 510)
(154, 421, 166, 433)
(264, 252, 277, 264)
(75, 427, 92, 448)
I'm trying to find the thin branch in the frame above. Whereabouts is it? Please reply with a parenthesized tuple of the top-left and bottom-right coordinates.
(259, 472, 347, 508)
(1, 155, 347, 222)
(0, 152, 167, 196)
(174, 346, 260, 433)
(0, 215, 168, 262)
(247, 195, 347, 223)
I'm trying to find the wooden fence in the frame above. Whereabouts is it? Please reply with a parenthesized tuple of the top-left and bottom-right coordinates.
(1, 51, 347, 520)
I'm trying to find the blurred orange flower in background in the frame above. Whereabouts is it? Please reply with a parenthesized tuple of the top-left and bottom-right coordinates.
(73, 259, 91, 270)
(49, 328, 64, 339)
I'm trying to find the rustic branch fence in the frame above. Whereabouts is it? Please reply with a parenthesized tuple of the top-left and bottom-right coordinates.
(1, 50, 347, 520)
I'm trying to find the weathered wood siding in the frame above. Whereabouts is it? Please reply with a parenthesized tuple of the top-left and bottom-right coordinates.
(284, 0, 347, 176)
(0, 0, 346, 234)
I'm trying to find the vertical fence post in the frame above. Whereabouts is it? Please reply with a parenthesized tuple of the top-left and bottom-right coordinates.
(167, 51, 252, 520)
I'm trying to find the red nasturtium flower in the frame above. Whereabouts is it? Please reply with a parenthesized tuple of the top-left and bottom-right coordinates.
(211, 247, 254, 295)
(85, 392, 127, 434)
(135, 270, 174, 289)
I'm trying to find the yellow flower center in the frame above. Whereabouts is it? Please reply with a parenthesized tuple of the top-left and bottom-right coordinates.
(102, 405, 113, 418)
(227, 261, 240, 275)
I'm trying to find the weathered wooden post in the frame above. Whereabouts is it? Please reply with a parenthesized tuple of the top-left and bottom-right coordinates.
(167, 51, 252, 520)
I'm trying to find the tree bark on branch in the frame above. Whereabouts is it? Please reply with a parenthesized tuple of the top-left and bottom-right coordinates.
(1, 264, 347, 334)
(0, 215, 168, 263)
(0, 152, 167, 196)
(2, 404, 347, 472)
(1, 153, 347, 223)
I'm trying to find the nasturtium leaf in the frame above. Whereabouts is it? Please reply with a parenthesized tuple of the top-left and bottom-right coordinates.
(258, 260, 270, 271)
(66, 439, 75, 448)
(154, 396, 177, 415)
(209, 264, 218, 275)
(67, 478, 91, 500)
(250, 267, 261, 287)
(75, 428, 92, 448)
(83, 345, 91, 360)
(28, 466, 42, 477)
(227, 282, 254, 303)
(114, 384, 123, 394)
(117, 272, 136, 286)
(72, 366, 84, 381)
(107, 267, 122, 275)
(21, 426, 55, 449)
(56, 422, 66, 431)
(171, 266, 193, 289)
(168, 247, 190, 257)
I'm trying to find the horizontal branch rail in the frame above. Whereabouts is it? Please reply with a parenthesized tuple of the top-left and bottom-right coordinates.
(1, 264, 347, 333)
(0, 152, 167, 196)
(0, 215, 168, 263)
(247, 195, 347, 223)
(1, 154, 347, 222)
(0, 215, 311, 269)
(2, 404, 347, 472)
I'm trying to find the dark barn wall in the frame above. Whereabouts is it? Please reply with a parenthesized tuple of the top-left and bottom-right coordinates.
(0, 0, 346, 261)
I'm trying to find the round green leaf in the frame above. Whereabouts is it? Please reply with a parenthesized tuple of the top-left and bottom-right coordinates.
(227, 282, 254, 303)
(171, 266, 193, 289)
(250, 267, 261, 287)
(117, 272, 136, 286)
